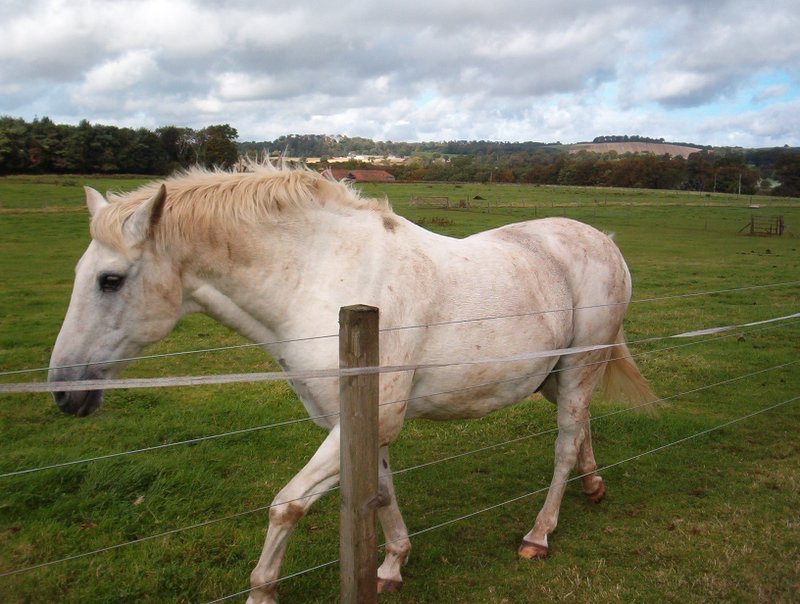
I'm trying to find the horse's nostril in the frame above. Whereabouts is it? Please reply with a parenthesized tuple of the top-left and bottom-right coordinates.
(52, 390, 103, 416)
(53, 391, 69, 411)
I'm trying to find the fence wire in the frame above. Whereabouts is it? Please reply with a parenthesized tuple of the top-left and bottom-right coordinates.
(208, 392, 800, 603)
(3, 279, 798, 379)
(0, 321, 800, 479)
(3, 311, 799, 395)
(3, 319, 798, 479)
(3, 354, 797, 580)
(2, 290, 798, 596)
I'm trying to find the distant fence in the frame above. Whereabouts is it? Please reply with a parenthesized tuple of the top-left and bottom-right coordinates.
(739, 215, 785, 236)
(409, 196, 472, 209)
(409, 196, 451, 208)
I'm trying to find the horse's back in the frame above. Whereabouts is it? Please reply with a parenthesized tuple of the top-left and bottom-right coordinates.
(476, 217, 631, 307)
(400, 216, 630, 355)
(401, 217, 631, 420)
(482, 217, 632, 343)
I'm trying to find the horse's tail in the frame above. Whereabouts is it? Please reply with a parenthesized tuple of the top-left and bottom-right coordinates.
(601, 329, 659, 413)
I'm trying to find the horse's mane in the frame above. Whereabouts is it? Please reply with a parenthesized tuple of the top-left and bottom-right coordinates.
(91, 163, 390, 250)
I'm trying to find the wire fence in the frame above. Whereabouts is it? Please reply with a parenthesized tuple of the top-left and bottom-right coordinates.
(3, 279, 799, 380)
(3, 310, 799, 395)
(1, 280, 798, 600)
(2, 318, 798, 480)
(3, 352, 796, 581)
(211, 392, 800, 604)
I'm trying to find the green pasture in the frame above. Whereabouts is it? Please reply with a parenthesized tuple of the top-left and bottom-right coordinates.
(1, 175, 799, 603)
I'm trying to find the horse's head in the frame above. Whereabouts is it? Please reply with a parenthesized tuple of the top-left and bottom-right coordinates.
(49, 185, 184, 416)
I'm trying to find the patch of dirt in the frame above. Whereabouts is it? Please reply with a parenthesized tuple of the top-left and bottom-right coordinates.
(569, 142, 702, 159)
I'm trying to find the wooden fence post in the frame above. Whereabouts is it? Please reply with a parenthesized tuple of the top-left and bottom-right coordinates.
(339, 305, 379, 604)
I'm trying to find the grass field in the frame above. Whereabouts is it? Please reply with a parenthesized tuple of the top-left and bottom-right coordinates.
(1, 175, 799, 603)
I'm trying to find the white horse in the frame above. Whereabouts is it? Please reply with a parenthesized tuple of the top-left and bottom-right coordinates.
(49, 165, 653, 603)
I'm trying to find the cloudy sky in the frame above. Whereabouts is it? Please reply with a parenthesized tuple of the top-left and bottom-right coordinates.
(2, 0, 799, 147)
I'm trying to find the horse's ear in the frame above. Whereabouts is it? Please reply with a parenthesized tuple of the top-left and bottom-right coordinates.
(123, 184, 167, 245)
(84, 187, 109, 218)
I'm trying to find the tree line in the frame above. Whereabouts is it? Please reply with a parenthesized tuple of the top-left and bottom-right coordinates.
(2, 116, 798, 196)
(243, 133, 799, 197)
(238, 133, 564, 158)
(329, 148, 798, 197)
(0, 116, 239, 175)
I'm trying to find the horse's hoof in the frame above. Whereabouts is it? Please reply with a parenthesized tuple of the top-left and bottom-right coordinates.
(377, 578, 403, 593)
(585, 481, 606, 503)
(518, 539, 548, 559)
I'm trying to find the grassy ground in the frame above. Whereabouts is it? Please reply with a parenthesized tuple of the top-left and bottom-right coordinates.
(1, 175, 799, 603)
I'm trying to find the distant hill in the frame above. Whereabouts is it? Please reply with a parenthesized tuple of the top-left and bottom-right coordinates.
(568, 142, 702, 159)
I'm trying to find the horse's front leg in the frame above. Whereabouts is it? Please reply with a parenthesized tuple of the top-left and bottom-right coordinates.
(376, 446, 411, 593)
(247, 424, 341, 604)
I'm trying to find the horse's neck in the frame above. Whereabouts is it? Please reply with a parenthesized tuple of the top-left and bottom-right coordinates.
(183, 208, 405, 353)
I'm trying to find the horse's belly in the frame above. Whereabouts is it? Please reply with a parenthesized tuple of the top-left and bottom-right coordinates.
(405, 359, 553, 421)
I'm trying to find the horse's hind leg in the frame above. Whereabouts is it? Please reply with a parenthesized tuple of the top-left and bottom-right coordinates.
(519, 354, 607, 559)
(538, 368, 604, 502)
(376, 446, 411, 593)
(577, 418, 606, 502)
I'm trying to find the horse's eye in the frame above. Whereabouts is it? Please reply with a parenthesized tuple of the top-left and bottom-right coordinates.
(98, 273, 125, 293)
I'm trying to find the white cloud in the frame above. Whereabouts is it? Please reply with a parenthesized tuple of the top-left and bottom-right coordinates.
(216, 73, 293, 102)
(645, 71, 725, 108)
(697, 99, 800, 147)
(753, 84, 789, 104)
(78, 50, 159, 97)
(0, 0, 798, 146)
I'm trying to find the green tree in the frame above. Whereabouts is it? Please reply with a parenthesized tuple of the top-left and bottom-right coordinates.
(774, 152, 800, 197)
(202, 124, 239, 168)
(0, 116, 31, 174)
(28, 117, 63, 172)
(157, 126, 196, 170)
(118, 128, 167, 174)
(686, 151, 714, 191)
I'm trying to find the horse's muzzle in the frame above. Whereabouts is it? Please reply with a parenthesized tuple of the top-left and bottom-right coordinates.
(52, 389, 104, 417)
(49, 366, 105, 417)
